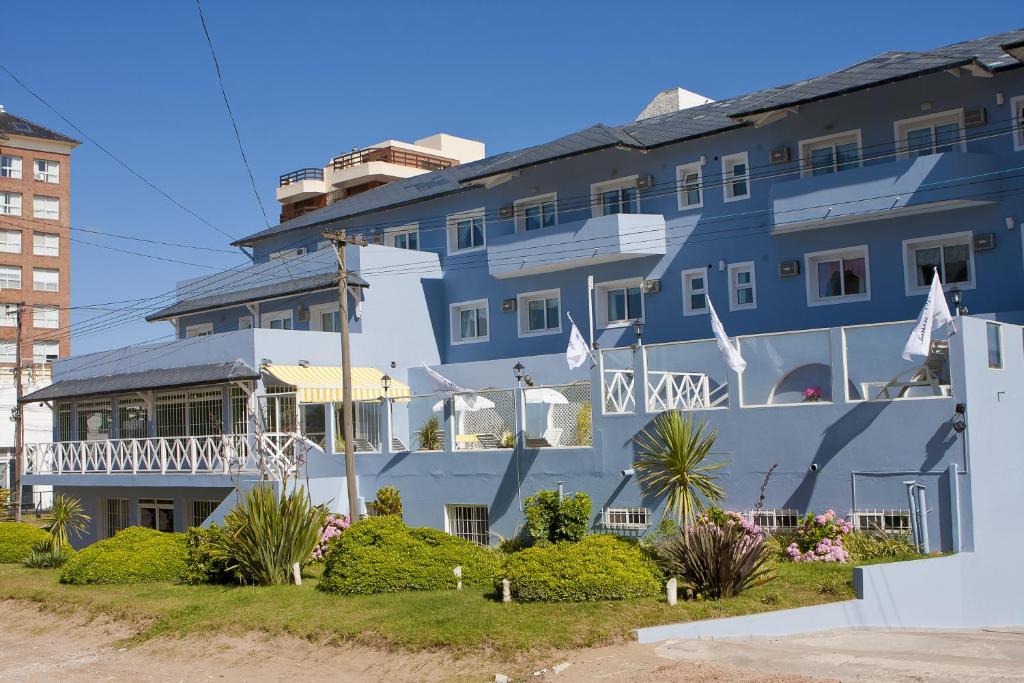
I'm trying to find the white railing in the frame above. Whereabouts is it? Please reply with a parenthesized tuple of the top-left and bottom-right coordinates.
(602, 369, 635, 414)
(23, 432, 322, 480)
(646, 371, 710, 412)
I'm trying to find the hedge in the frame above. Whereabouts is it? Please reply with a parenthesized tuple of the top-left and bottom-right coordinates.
(60, 527, 188, 584)
(0, 522, 52, 563)
(318, 516, 500, 595)
(500, 534, 662, 602)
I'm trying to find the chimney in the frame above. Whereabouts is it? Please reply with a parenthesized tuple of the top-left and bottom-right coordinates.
(0, 105, 5, 113)
(636, 87, 713, 121)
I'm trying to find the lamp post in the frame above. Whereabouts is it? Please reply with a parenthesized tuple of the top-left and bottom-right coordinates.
(950, 285, 968, 316)
(513, 362, 525, 385)
(380, 374, 392, 453)
(632, 318, 644, 350)
(380, 374, 392, 396)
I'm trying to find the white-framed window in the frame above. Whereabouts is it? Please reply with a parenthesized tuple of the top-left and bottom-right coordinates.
(0, 265, 21, 290)
(385, 223, 419, 250)
(261, 310, 293, 330)
(852, 509, 911, 534)
(33, 340, 59, 364)
(894, 109, 965, 158)
(602, 507, 651, 530)
(514, 193, 558, 232)
(32, 232, 59, 257)
(987, 321, 1003, 369)
(191, 500, 220, 526)
(105, 499, 130, 538)
(0, 304, 17, 327)
(517, 289, 561, 337)
(799, 130, 862, 177)
(0, 340, 14, 364)
(728, 261, 757, 311)
(447, 208, 486, 254)
(32, 195, 59, 220)
(34, 159, 59, 184)
(238, 315, 253, 330)
(0, 192, 22, 216)
(269, 247, 307, 260)
(32, 305, 58, 329)
(185, 322, 213, 338)
(32, 267, 59, 292)
(0, 155, 22, 179)
(591, 176, 639, 217)
(445, 504, 490, 545)
(309, 302, 341, 332)
(682, 268, 708, 316)
(902, 231, 974, 296)
(745, 509, 801, 533)
(722, 152, 750, 202)
(1013, 95, 1024, 152)
(139, 498, 175, 533)
(805, 246, 870, 306)
(676, 162, 703, 210)
(596, 277, 644, 327)
(450, 298, 489, 345)
(0, 229, 21, 254)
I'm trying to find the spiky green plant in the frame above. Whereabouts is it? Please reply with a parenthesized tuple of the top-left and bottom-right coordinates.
(44, 494, 90, 549)
(370, 486, 403, 518)
(657, 524, 774, 599)
(415, 415, 443, 451)
(633, 411, 724, 532)
(25, 539, 70, 568)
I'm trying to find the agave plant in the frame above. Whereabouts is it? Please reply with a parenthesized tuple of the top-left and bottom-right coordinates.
(633, 411, 724, 533)
(44, 494, 90, 549)
(415, 416, 443, 451)
(658, 523, 774, 599)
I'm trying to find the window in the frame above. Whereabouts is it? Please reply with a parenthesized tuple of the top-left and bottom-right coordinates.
(192, 500, 219, 526)
(445, 504, 490, 545)
(310, 303, 340, 332)
(800, 130, 862, 176)
(385, 223, 419, 250)
(0, 341, 14, 363)
(987, 322, 1003, 369)
(0, 192, 22, 216)
(853, 509, 911, 534)
(77, 399, 110, 440)
(894, 109, 964, 158)
(746, 509, 800, 533)
(269, 247, 307, 260)
(106, 499, 129, 538)
(447, 208, 486, 253)
(728, 261, 756, 311)
(0, 304, 16, 327)
(597, 278, 643, 327)
(261, 310, 293, 330)
(450, 299, 489, 344)
(514, 193, 558, 232)
(722, 152, 750, 201)
(805, 246, 870, 306)
(0, 155, 21, 179)
(592, 177, 639, 217)
(33, 268, 59, 292)
(1013, 95, 1024, 152)
(33, 341, 59, 363)
(33, 232, 59, 256)
(517, 289, 561, 337)
(682, 268, 708, 316)
(32, 305, 58, 329)
(32, 195, 59, 220)
(676, 162, 703, 209)
(902, 232, 974, 295)
(0, 229, 21, 254)
(139, 499, 175, 533)
(34, 159, 59, 184)
(238, 315, 253, 330)
(603, 507, 651, 530)
(185, 322, 213, 338)
(0, 265, 21, 290)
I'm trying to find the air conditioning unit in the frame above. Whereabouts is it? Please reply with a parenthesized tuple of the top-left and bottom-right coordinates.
(498, 205, 514, 219)
(973, 232, 996, 251)
(964, 107, 987, 128)
(369, 232, 383, 245)
(642, 278, 661, 294)
(636, 175, 655, 191)
(778, 260, 801, 277)
(34, 172, 47, 181)
(770, 146, 791, 164)
(501, 298, 517, 313)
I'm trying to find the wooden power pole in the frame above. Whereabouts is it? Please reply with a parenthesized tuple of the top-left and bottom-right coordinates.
(10, 302, 24, 522)
(321, 228, 367, 521)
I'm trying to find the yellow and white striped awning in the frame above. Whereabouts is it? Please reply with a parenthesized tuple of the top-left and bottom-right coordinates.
(264, 366, 411, 403)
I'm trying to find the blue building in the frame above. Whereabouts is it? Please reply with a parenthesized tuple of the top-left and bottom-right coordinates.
(22, 29, 1024, 551)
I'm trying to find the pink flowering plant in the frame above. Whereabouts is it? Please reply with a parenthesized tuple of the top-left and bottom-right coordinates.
(311, 514, 350, 561)
(802, 386, 824, 402)
(786, 509, 853, 562)
(694, 507, 764, 541)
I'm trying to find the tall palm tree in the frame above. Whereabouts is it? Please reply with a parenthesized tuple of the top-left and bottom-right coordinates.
(44, 494, 90, 548)
(633, 411, 725, 534)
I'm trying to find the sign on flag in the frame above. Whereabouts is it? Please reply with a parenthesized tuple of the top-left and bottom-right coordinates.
(903, 268, 954, 361)
(708, 296, 747, 374)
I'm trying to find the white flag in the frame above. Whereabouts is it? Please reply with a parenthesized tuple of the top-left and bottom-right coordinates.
(566, 322, 589, 370)
(903, 268, 954, 361)
(708, 296, 747, 374)
(423, 364, 465, 394)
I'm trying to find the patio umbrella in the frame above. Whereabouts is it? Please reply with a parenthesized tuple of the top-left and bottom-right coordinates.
(432, 395, 496, 412)
(524, 387, 569, 405)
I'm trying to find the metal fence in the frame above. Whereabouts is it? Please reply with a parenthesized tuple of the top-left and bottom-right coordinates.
(456, 389, 515, 450)
(524, 382, 591, 448)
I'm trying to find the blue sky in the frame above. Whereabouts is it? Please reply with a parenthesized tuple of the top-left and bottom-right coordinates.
(1, 1, 1018, 354)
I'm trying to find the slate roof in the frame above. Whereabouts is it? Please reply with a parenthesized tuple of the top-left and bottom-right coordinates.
(22, 361, 259, 402)
(0, 110, 80, 145)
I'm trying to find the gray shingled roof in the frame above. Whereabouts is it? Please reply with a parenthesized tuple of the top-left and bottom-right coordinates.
(22, 361, 259, 402)
(0, 110, 79, 145)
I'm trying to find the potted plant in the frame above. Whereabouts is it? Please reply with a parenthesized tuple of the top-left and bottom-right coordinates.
(802, 386, 823, 402)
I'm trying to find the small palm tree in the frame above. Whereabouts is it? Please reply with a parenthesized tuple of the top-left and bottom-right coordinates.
(633, 411, 724, 534)
(415, 416, 443, 450)
(44, 494, 90, 548)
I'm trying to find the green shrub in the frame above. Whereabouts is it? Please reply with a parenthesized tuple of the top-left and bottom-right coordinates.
(318, 516, 499, 595)
(0, 522, 52, 563)
(60, 527, 187, 584)
(844, 530, 918, 561)
(522, 489, 591, 546)
(500, 535, 662, 602)
(24, 539, 75, 568)
(368, 486, 403, 518)
(181, 525, 237, 585)
(657, 524, 774, 600)
(415, 416, 443, 450)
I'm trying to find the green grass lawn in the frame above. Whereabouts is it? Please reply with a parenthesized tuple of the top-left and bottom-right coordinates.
(0, 557, 919, 660)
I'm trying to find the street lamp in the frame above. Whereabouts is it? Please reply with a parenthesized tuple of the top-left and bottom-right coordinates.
(632, 319, 644, 351)
(380, 373, 392, 396)
(512, 362, 525, 384)
(950, 285, 968, 316)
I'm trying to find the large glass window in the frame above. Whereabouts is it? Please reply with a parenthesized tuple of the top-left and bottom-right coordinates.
(728, 262, 756, 311)
(32, 305, 58, 329)
(0, 265, 20, 290)
(387, 224, 419, 250)
(452, 300, 488, 343)
(896, 111, 963, 157)
(0, 192, 22, 216)
(682, 269, 707, 315)
(801, 131, 861, 176)
(518, 290, 561, 336)
(806, 247, 870, 305)
(32, 195, 59, 220)
(0, 229, 21, 254)
(76, 399, 111, 440)
(516, 194, 557, 231)
(448, 210, 486, 252)
(34, 159, 59, 184)
(33, 232, 59, 256)
(602, 283, 643, 324)
(601, 187, 637, 216)
(676, 162, 703, 209)
(139, 499, 175, 533)
(33, 268, 59, 292)
(33, 341, 59, 363)
(722, 153, 750, 201)
(0, 155, 22, 179)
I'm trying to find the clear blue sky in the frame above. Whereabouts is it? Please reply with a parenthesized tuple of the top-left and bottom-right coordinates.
(1, 1, 1018, 354)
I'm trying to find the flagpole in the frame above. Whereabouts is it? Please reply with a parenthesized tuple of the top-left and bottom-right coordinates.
(586, 275, 595, 350)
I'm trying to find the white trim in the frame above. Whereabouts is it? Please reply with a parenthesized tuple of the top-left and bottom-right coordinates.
(384, 222, 419, 250)
(590, 175, 639, 218)
(516, 288, 562, 338)
(804, 245, 871, 307)
(1011, 95, 1024, 152)
(798, 129, 863, 177)
(721, 152, 750, 202)
(513, 192, 558, 232)
(446, 208, 486, 254)
(675, 161, 704, 211)
(901, 230, 976, 296)
(602, 507, 651, 530)
(681, 268, 709, 316)
(449, 298, 490, 345)
(893, 108, 966, 158)
(309, 301, 340, 332)
(595, 277, 645, 328)
(260, 309, 294, 330)
(727, 261, 757, 311)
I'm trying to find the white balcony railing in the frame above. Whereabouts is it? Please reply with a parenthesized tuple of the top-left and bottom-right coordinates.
(646, 371, 710, 412)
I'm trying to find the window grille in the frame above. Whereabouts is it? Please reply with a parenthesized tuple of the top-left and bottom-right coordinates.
(155, 392, 187, 437)
(603, 507, 650, 529)
(853, 509, 912, 534)
(188, 389, 224, 436)
(231, 386, 249, 434)
(117, 397, 149, 439)
(76, 399, 111, 441)
(745, 509, 801, 533)
(106, 498, 129, 538)
(56, 402, 72, 441)
(264, 387, 296, 432)
(446, 504, 490, 545)
(192, 500, 220, 527)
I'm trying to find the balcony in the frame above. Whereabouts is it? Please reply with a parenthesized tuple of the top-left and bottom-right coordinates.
(325, 145, 456, 191)
(487, 213, 667, 279)
(770, 152, 1002, 234)
(276, 168, 327, 204)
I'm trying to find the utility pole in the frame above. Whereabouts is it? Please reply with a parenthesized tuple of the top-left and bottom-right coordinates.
(321, 228, 367, 521)
(10, 303, 24, 522)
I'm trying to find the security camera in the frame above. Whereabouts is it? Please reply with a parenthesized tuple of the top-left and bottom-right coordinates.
(809, 463, 819, 472)
(620, 468, 635, 478)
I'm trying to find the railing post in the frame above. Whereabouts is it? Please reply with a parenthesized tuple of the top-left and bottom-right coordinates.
(81, 443, 87, 474)
(632, 346, 645, 415)
(190, 437, 199, 474)
(106, 440, 113, 474)
(380, 397, 393, 456)
(132, 440, 139, 475)
(443, 397, 455, 453)
(160, 439, 168, 475)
